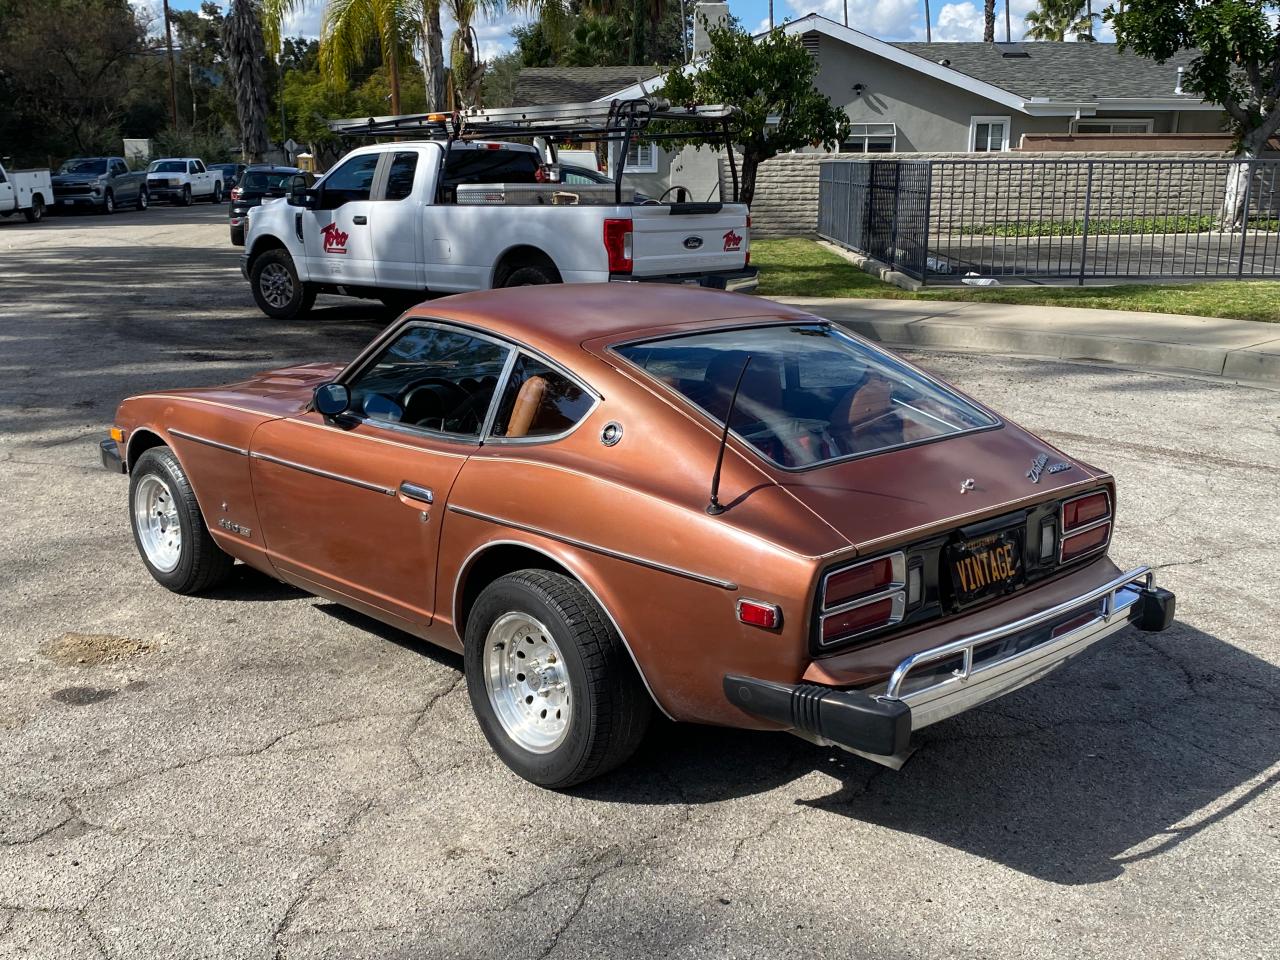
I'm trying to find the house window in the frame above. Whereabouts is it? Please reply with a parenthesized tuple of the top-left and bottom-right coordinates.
(624, 141, 657, 173)
(969, 116, 1011, 152)
(1071, 119, 1155, 135)
(841, 123, 897, 153)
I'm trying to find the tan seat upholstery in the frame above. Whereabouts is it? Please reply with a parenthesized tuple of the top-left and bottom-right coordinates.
(506, 375, 547, 438)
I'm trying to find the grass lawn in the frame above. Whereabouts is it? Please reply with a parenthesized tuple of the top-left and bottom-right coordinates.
(752, 238, 1280, 324)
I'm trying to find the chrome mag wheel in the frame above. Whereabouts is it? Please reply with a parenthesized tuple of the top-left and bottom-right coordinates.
(484, 613, 572, 753)
(132, 473, 181, 573)
(259, 262, 294, 308)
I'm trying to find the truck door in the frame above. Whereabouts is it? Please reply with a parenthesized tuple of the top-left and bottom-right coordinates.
(110, 159, 132, 202)
(302, 152, 379, 287)
(0, 167, 12, 213)
(188, 161, 203, 196)
(370, 149, 426, 290)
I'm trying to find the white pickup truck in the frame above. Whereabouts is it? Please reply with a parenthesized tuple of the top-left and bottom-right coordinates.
(0, 161, 52, 223)
(145, 158, 224, 206)
(239, 139, 756, 320)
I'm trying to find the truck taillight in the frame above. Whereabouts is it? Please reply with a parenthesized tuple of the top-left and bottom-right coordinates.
(745, 215, 751, 265)
(1059, 491, 1112, 563)
(818, 551, 907, 647)
(230, 187, 242, 201)
(604, 218, 633, 274)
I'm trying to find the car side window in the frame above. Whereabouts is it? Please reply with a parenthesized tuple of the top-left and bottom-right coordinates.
(0, 168, 7, 184)
(562, 171, 591, 185)
(319, 154, 380, 209)
(490, 354, 594, 440)
(195, 160, 206, 173)
(383, 152, 418, 201)
(111, 160, 126, 176)
(347, 325, 511, 438)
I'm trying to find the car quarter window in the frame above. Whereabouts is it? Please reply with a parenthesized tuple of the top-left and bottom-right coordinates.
(489, 354, 595, 440)
(347, 325, 511, 438)
(383, 152, 419, 201)
(319, 153, 380, 208)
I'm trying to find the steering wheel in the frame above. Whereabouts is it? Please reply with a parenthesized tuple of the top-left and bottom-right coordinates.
(657, 185, 690, 203)
(402, 377, 471, 426)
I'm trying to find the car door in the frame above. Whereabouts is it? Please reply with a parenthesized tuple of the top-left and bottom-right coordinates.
(0, 167, 13, 213)
(302, 152, 380, 286)
(110, 159, 133, 202)
(371, 149, 425, 290)
(249, 322, 513, 625)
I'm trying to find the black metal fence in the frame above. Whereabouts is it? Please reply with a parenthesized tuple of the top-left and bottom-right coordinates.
(817, 158, 1280, 284)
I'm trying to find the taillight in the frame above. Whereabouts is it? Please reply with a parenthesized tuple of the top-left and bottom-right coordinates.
(230, 186, 242, 201)
(603, 218, 633, 274)
(745, 215, 751, 266)
(818, 551, 906, 647)
(1059, 490, 1112, 563)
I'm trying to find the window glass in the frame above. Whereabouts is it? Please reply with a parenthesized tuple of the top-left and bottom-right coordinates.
(441, 148, 539, 189)
(384, 151, 418, 200)
(348, 325, 511, 437)
(319, 153, 380, 208)
(490, 354, 594, 439)
(150, 160, 186, 173)
(972, 120, 1008, 152)
(241, 170, 296, 191)
(616, 324, 998, 469)
(625, 141, 656, 171)
(112, 160, 127, 175)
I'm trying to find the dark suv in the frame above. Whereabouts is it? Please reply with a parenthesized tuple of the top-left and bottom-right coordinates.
(229, 165, 306, 245)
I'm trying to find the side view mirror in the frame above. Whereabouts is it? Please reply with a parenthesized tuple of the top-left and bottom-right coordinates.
(288, 176, 318, 208)
(314, 382, 350, 417)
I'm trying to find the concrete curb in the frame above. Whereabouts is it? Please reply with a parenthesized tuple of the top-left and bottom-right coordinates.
(768, 296, 1280, 386)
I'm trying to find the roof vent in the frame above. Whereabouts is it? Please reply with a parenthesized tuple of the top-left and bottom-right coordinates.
(1175, 65, 1185, 95)
(938, 58, 951, 67)
(1001, 50, 1031, 59)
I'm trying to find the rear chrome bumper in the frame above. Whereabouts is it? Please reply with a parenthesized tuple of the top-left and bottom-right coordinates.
(724, 566, 1175, 767)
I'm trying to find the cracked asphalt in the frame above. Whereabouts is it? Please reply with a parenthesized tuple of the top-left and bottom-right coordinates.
(1, 205, 1278, 959)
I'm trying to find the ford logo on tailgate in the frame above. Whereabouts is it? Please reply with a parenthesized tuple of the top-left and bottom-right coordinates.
(682, 236, 703, 250)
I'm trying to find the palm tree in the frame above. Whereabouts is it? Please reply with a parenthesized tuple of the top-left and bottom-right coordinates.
(1024, 0, 1096, 41)
(408, 0, 447, 111)
(320, 0, 411, 115)
(983, 0, 995, 41)
(224, 0, 271, 160)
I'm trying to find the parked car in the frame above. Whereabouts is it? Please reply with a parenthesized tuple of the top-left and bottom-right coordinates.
(0, 160, 52, 222)
(209, 162, 247, 194)
(241, 139, 756, 320)
(145, 158, 224, 205)
(51, 156, 148, 213)
(101, 286, 1175, 789)
(558, 163, 652, 203)
(228, 165, 306, 246)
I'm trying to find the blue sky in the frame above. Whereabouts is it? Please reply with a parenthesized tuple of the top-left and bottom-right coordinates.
(144, 1, 1116, 61)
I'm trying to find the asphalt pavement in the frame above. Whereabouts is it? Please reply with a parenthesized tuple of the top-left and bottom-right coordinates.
(1, 205, 1277, 959)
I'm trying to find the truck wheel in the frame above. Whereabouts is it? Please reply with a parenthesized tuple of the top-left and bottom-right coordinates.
(378, 292, 423, 313)
(129, 446, 234, 595)
(136, 188, 148, 211)
(22, 197, 44, 223)
(501, 264, 557, 287)
(250, 248, 316, 320)
(211, 183, 223, 203)
(180, 185, 192, 207)
(102, 190, 115, 215)
(464, 570, 653, 789)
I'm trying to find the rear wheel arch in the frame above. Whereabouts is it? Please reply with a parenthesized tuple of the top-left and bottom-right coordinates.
(452, 539, 671, 719)
(492, 246, 562, 288)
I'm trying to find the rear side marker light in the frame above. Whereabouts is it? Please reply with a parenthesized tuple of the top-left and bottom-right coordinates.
(819, 551, 907, 647)
(737, 599, 781, 629)
(603, 217, 633, 274)
(1059, 490, 1112, 563)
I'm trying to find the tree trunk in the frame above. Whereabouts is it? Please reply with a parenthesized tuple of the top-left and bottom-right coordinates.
(422, 3, 446, 112)
(739, 149, 766, 208)
(387, 31, 402, 115)
(630, 0, 645, 65)
(983, 0, 995, 42)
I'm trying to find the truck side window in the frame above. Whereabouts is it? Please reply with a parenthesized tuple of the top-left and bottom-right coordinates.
(438, 148, 539, 203)
(0, 169, 6, 184)
(384, 152, 418, 201)
(318, 154, 380, 209)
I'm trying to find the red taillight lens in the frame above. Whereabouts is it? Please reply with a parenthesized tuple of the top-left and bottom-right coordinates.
(1063, 492, 1109, 531)
(818, 551, 906, 647)
(824, 556, 895, 608)
(230, 187, 242, 201)
(1060, 522, 1111, 562)
(603, 217, 633, 274)
(821, 597, 896, 644)
(737, 599, 781, 629)
(745, 215, 751, 266)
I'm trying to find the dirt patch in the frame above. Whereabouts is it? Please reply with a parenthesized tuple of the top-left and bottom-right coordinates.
(43, 632, 156, 667)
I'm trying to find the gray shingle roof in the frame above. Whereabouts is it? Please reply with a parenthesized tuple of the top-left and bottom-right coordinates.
(513, 67, 664, 106)
(890, 42, 1199, 102)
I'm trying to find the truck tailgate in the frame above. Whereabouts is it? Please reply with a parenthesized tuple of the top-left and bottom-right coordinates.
(630, 204, 748, 277)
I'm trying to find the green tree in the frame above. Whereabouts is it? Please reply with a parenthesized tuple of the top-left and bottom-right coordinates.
(657, 18, 848, 206)
(225, 0, 272, 159)
(1024, 0, 1096, 41)
(320, 0, 414, 114)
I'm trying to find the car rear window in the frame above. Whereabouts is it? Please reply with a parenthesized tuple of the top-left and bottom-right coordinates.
(615, 324, 999, 469)
(150, 161, 186, 173)
(241, 170, 295, 190)
(440, 148, 539, 188)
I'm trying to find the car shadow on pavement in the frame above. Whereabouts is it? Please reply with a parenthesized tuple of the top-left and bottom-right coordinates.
(582, 620, 1279, 887)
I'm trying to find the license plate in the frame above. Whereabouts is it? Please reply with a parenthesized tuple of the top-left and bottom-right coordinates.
(948, 527, 1024, 606)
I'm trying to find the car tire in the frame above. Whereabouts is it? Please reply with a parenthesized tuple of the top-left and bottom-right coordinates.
(250, 248, 316, 320)
(129, 446, 234, 595)
(102, 189, 114, 215)
(180, 185, 192, 206)
(136, 188, 148, 211)
(500, 263, 558, 287)
(211, 183, 223, 203)
(22, 197, 44, 223)
(464, 570, 653, 789)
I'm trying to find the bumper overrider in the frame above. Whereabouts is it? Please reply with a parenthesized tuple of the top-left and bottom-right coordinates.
(725, 567, 1175, 767)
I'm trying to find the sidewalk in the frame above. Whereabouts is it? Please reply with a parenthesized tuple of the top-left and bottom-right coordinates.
(769, 296, 1280, 385)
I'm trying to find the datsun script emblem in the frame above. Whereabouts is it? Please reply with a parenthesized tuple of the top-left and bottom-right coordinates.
(683, 236, 703, 250)
(722, 229, 743, 252)
(1027, 454, 1071, 483)
(321, 221, 348, 255)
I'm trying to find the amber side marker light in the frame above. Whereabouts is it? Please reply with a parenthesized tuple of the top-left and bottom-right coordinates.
(737, 599, 781, 629)
(109, 427, 125, 443)
(1059, 491, 1112, 563)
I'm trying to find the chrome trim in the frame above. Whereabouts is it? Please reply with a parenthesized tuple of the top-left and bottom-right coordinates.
(249, 451, 395, 496)
(446, 504, 738, 590)
(451, 538, 676, 721)
(399, 481, 434, 503)
(880, 566, 1153, 718)
(479, 349, 520, 441)
(818, 551, 907, 646)
(736, 598, 782, 628)
(168, 428, 248, 457)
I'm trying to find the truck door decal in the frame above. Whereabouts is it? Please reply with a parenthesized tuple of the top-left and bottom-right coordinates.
(722, 229, 743, 252)
(322, 222, 349, 255)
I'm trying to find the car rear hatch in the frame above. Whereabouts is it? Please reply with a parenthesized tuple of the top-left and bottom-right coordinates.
(629, 204, 749, 277)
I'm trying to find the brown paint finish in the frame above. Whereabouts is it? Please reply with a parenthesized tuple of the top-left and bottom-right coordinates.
(110, 285, 1133, 730)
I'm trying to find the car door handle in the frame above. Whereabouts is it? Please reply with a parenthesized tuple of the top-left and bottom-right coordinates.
(353, 215, 368, 225)
(399, 482, 434, 504)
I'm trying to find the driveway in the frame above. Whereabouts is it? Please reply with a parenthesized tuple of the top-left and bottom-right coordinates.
(1, 206, 1277, 959)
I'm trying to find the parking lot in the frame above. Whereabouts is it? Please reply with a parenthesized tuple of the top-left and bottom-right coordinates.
(1, 205, 1278, 959)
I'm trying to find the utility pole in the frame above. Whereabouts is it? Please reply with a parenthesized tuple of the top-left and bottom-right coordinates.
(925, 0, 932, 42)
(162, 0, 179, 129)
(844, 0, 849, 27)
(189, 60, 196, 127)
(768, 0, 773, 31)
(1005, 0, 1012, 42)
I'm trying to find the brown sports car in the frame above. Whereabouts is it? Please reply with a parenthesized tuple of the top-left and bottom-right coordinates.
(102, 285, 1175, 788)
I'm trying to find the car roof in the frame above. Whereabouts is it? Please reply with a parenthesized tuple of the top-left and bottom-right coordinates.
(410, 285, 813, 358)
(244, 165, 299, 172)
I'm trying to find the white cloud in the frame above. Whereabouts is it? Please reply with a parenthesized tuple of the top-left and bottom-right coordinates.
(783, 0, 924, 40)
(932, 1, 983, 40)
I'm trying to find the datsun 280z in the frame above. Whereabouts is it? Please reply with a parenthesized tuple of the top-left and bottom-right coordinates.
(101, 286, 1175, 787)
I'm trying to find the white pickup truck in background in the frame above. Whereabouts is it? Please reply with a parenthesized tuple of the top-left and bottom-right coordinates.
(145, 158, 224, 206)
(241, 138, 756, 320)
(0, 161, 53, 223)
